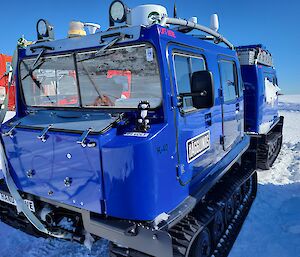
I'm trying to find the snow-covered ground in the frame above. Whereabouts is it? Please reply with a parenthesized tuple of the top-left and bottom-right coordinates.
(230, 95, 300, 257)
(0, 95, 299, 257)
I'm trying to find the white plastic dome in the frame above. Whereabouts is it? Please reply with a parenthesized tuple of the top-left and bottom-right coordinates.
(129, 5, 168, 26)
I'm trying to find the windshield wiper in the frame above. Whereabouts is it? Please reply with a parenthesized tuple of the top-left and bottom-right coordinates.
(96, 35, 122, 56)
(22, 46, 54, 80)
(81, 63, 104, 102)
(22, 59, 45, 81)
(21, 61, 55, 105)
(78, 34, 124, 63)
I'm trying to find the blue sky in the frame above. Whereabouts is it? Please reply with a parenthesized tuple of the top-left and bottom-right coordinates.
(0, 0, 299, 94)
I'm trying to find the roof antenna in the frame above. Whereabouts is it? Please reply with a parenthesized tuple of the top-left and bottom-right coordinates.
(173, 2, 177, 18)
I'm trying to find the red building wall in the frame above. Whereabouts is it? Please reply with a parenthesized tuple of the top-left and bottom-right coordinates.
(0, 54, 15, 110)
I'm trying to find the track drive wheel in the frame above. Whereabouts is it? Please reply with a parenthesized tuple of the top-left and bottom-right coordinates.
(211, 211, 225, 246)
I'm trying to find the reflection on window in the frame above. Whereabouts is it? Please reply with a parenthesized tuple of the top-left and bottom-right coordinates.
(76, 44, 162, 109)
(21, 55, 79, 107)
(219, 60, 238, 102)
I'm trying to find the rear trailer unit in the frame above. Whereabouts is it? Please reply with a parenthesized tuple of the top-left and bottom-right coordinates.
(236, 45, 284, 169)
(0, 2, 282, 257)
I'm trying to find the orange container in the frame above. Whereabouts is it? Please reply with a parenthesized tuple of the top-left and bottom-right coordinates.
(0, 54, 15, 111)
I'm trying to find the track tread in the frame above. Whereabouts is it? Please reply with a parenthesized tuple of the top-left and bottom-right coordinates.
(110, 165, 257, 257)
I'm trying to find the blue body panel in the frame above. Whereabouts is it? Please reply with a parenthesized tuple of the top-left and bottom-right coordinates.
(242, 64, 279, 134)
(2, 126, 104, 213)
(1, 25, 250, 221)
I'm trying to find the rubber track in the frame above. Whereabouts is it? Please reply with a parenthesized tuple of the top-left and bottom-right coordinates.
(170, 165, 257, 257)
(110, 163, 257, 257)
(257, 133, 282, 170)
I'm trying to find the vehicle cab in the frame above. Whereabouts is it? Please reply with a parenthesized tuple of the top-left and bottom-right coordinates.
(1, 3, 250, 221)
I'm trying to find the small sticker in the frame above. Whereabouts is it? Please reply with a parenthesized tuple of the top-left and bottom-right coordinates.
(124, 132, 149, 138)
(159, 28, 176, 38)
(146, 48, 154, 62)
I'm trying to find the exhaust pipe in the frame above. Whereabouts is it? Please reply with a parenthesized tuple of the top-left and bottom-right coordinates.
(40, 205, 56, 226)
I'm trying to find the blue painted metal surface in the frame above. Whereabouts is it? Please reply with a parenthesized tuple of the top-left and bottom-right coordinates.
(242, 64, 279, 134)
(1, 24, 251, 221)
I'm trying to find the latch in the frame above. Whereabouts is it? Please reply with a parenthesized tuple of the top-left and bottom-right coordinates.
(205, 113, 212, 127)
(77, 128, 93, 147)
(37, 124, 52, 142)
(2, 122, 20, 138)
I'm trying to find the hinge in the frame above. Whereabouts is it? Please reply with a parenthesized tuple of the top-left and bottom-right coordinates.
(218, 88, 223, 98)
(170, 95, 179, 109)
(176, 164, 185, 176)
(170, 95, 175, 108)
(220, 135, 225, 145)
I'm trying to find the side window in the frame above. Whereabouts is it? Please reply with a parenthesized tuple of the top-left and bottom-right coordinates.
(174, 55, 191, 94)
(264, 73, 277, 87)
(174, 54, 206, 109)
(219, 60, 238, 102)
(264, 73, 279, 104)
(191, 57, 206, 73)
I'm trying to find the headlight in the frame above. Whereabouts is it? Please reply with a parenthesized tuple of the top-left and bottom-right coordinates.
(36, 19, 54, 41)
(109, 0, 127, 26)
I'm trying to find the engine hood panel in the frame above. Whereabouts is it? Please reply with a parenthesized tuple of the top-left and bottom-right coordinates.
(0, 111, 119, 214)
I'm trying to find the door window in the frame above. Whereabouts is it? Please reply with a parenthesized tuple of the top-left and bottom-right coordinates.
(174, 55, 191, 94)
(219, 60, 238, 102)
(173, 54, 206, 109)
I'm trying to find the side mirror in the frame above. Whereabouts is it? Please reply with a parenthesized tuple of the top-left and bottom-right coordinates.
(190, 70, 214, 109)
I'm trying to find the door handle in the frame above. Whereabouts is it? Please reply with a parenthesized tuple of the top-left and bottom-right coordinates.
(236, 103, 240, 111)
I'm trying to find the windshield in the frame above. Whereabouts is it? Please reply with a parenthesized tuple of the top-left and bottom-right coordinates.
(21, 54, 79, 107)
(20, 44, 162, 109)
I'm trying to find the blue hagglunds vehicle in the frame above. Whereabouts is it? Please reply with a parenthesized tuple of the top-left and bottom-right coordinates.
(0, 1, 283, 257)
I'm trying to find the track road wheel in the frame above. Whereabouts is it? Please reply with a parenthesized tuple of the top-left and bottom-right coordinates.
(224, 195, 235, 225)
(233, 188, 243, 211)
(189, 228, 211, 257)
(211, 211, 225, 246)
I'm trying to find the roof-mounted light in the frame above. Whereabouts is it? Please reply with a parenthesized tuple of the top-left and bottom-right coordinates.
(36, 19, 54, 41)
(109, 0, 128, 26)
(68, 21, 86, 38)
